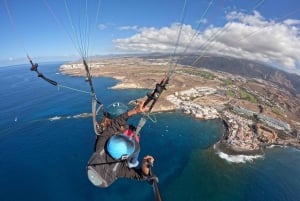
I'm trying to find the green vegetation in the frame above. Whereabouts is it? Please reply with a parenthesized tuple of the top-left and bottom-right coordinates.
(271, 107, 285, 116)
(183, 70, 216, 80)
(225, 90, 235, 97)
(220, 78, 233, 85)
(239, 89, 258, 103)
(199, 71, 216, 80)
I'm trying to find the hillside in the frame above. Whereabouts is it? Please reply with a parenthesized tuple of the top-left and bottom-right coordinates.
(174, 54, 300, 95)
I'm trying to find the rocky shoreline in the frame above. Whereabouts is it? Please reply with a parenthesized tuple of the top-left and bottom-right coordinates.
(214, 140, 264, 156)
(59, 58, 300, 158)
(216, 117, 300, 157)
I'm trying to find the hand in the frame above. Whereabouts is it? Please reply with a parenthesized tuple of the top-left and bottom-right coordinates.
(141, 155, 155, 176)
(135, 100, 149, 113)
(127, 99, 149, 117)
(143, 155, 154, 166)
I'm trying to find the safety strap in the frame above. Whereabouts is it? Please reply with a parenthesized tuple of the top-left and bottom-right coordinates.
(81, 58, 106, 136)
(28, 56, 58, 86)
(143, 77, 169, 111)
(88, 155, 128, 167)
(28, 55, 104, 136)
(82, 59, 96, 95)
(88, 160, 124, 167)
(28, 55, 93, 95)
(134, 77, 169, 137)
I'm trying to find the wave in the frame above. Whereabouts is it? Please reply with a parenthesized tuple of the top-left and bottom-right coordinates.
(213, 143, 264, 163)
(266, 144, 287, 149)
(47, 112, 92, 121)
(216, 151, 264, 163)
(49, 116, 62, 121)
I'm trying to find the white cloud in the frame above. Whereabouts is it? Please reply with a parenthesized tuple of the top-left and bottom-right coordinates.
(113, 11, 300, 73)
(98, 24, 107, 30)
(196, 18, 207, 25)
(226, 11, 268, 27)
(117, 25, 139, 31)
(283, 19, 300, 26)
(114, 23, 202, 53)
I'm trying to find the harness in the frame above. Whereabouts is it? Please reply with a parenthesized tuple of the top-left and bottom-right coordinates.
(87, 149, 125, 187)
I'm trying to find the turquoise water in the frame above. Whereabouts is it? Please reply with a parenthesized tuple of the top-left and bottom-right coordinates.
(0, 63, 300, 201)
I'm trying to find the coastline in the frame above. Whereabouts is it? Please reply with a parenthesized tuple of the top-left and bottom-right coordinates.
(215, 118, 300, 158)
(216, 119, 265, 156)
(214, 140, 264, 156)
(59, 58, 300, 159)
(214, 118, 264, 157)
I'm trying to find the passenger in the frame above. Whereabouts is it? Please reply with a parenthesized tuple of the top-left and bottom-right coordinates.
(95, 101, 141, 168)
(87, 100, 153, 187)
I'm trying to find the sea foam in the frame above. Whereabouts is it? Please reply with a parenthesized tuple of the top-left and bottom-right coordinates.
(49, 116, 62, 121)
(217, 151, 264, 163)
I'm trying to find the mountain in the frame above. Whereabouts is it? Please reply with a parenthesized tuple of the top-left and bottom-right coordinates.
(176, 54, 300, 95)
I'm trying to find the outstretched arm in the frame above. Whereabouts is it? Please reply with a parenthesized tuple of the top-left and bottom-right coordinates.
(127, 100, 149, 117)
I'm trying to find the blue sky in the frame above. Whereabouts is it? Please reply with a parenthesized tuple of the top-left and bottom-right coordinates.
(1, 0, 300, 74)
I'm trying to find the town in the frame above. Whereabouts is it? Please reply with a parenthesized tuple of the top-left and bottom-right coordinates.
(167, 86, 295, 153)
(59, 56, 300, 155)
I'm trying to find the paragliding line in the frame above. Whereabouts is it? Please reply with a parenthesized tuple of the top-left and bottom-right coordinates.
(192, 0, 267, 66)
(4, 0, 28, 55)
(134, 0, 189, 137)
(253, 0, 265, 10)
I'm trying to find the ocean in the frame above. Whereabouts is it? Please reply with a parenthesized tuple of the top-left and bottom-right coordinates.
(1, 63, 300, 201)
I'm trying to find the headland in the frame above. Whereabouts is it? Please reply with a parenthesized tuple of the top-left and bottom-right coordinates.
(59, 55, 300, 156)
